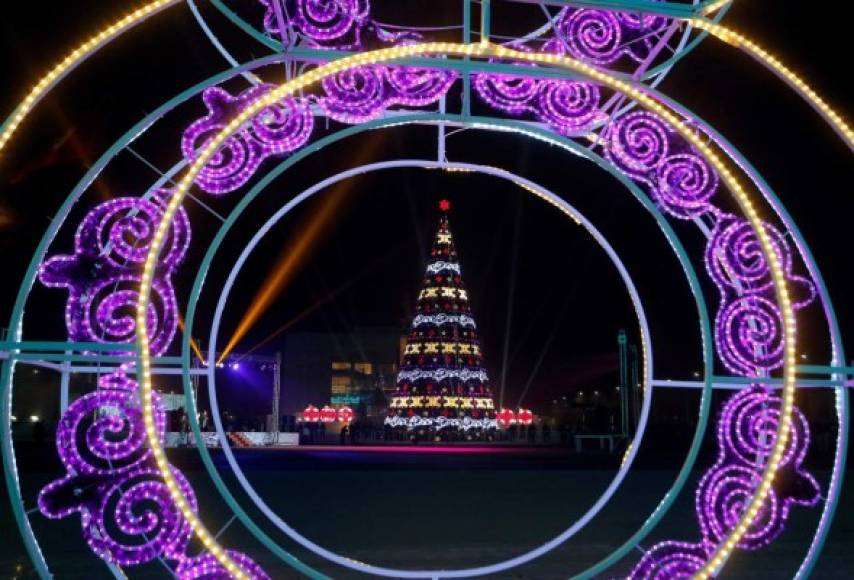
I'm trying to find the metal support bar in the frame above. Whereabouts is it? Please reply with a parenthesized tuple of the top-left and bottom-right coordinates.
(481, 0, 492, 44)
(462, 0, 472, 118)
(272, 351, 282, 436)
(59, 351, 70, 413)
(652, 378, 853, 389)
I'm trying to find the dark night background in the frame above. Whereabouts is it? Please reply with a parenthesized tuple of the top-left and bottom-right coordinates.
(0, 1, 852, 578)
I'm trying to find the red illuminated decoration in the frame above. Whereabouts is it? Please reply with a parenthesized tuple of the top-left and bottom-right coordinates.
(320, 405, 337, 423)
(303, 405, 320, 422)
(337, 406, 354, 423)
(438, 198, 451, 212)
(496, 408, 516, 427)
(516, 408, 534, 426)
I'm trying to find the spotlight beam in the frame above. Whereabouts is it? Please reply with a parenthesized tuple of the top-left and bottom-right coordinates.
(239, 248, 400, 358)
(217, 133, 385, 364)
(216, 187, 348, 364)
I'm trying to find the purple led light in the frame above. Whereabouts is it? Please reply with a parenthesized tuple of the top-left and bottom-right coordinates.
(39, 371, 198, 567)
(696, 387, 820, 551)
(705, 213, 816, 376)
(260, 0, 370, 49)
(603, 110, 720, 220)
(182, 85, 313, 195)
(630, 387, 820, 575)
(472, 44, 603, 137)
(558, 9, 623, 65)
(176, 550, 270, 579)
(628, 541, 708, 579)
(552, 8, 671, 66)
(318, 64, 457, 123)
(39, 192, 188, 355)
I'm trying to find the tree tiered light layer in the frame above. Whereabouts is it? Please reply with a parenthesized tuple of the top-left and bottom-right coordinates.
(386, 202, 498, 432)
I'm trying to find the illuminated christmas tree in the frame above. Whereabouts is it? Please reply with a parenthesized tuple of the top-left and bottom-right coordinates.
(385, 200, 498, 434)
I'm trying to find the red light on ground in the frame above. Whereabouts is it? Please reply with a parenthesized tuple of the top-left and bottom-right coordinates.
(320, 405, 337, 423)
(516, 408, 534, 426)
(303, 405, 320, 422)
(337, 406, 354, 423)
(496, 408, 516, 427)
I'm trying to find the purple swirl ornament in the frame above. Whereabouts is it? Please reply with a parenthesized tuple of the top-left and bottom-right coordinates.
(653, 153, 718, 219)
(318, 65, 387, 122)
(52, 385, 165, 477)
(605, 111, 670, 182)
(706, 215, 790, 295)
(696, 463, 785, 551)
(39, 194, 187, 355)
(472, 46, 542, 115)
(176, 550, 271, 579)
(699, 386, 819, 551)
(628, 541, 709, 579)
(261, 0, 369, 49)
(89, 466, 196, 565)
(705, 214, 816, 307)
(557, 9, 622, 65)
(318, 64, 456, 123)
(718, 386, 815, 471)
(386, 66, 458, 106)
(40, 369, 196, 567)
(182, 85, 313, 195)
(715, 295, 785, 376)
(536, 80, 602, 135)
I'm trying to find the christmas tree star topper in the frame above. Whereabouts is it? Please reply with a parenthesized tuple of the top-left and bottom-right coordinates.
(439, 199, 451, 212)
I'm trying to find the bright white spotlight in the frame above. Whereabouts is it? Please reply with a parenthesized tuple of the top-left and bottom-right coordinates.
(231, 362, 240, 370)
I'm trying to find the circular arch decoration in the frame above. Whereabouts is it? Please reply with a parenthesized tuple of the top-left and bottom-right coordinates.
(1, 2, 850, 580)
(196, 159, 664, 578)
(137, 41, 802, 579)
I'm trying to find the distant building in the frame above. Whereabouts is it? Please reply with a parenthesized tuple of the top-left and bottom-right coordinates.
(278, 327, 401, 418)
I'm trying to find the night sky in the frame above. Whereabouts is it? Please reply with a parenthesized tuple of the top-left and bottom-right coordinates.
(0, 1, 851, 419)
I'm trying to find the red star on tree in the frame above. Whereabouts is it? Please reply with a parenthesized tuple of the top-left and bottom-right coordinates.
(439, 199, 451, 212)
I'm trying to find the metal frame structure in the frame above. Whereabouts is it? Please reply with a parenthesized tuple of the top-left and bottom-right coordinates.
(0, 1, 850, 579)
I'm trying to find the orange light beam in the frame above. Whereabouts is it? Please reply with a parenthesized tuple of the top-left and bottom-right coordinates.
(177, 313, 206, 365)
(216, 187, 347, 364)
(240, 261, 376, 358)
(217, 133, 384, 364)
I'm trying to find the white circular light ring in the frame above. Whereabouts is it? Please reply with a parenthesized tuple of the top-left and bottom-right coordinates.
(204, 159, 656, 578)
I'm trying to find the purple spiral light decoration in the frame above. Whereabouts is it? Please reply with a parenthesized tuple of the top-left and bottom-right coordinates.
(39, 371, 199, 566)
(706, 215, 789, 296)
(176, 550, 271, 579)
(719, 386, 811, 470)
(85, 466, 196, 565)
(628, 541, 708, 579)
(557, 9, 622, 65)
(39, 194, 187, 355)
(606, 111, 670, 182)
(536, 80, 602, 136)
(706, 214, 816, 306)
(182, 85, 314, 195)
(696, 463, 783, 551)
(386, 66, 459, 105)
(632, 385, 819, 574)
(53, 386, 164, 476)
(319, 65, 387, 122)
(260, 0, 369, 49)
(472, 45, 602, 136)
(318, 64, 456, 123)
(603, 111, 720, 219)
(654, 153, 719, 219)
(715, 295, 785, 376)
(552, 7, 671, 66)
